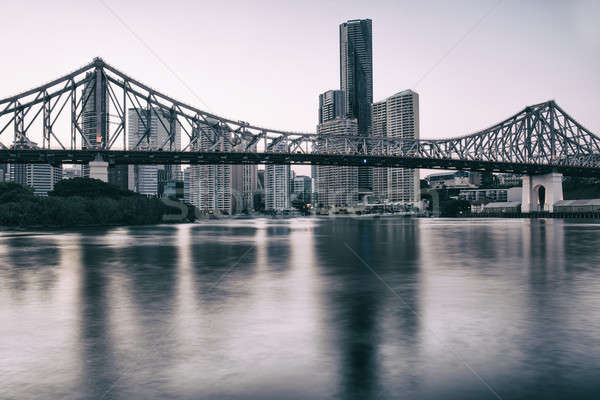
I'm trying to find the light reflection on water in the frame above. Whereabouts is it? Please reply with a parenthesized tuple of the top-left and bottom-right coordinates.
(1, 218, 599, 399)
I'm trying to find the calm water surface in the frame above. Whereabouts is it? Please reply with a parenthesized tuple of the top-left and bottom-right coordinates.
(1, 218, 599, 399)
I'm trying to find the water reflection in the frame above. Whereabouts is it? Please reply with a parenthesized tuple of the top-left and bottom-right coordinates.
(1, 219, 599, 399)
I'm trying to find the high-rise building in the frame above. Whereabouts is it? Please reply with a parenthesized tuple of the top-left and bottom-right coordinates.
(292, 175, 312, 204)
(183, 167, 191, 203)
(82, 71, 109, 150)
(340, 18, 373, 191)
(189, 120, 232, 214)
(319, 90, 346, 124)
(371, 90, 420, 204)
(108, 165, 128, 190)
(315, 89, 359, 209)
(264, 141, 290, 211)
(232, 161, 257, 213)
(315, 118, 359, 208)
(81, 72, 109, 179)
(0, 163, 7, 182)
(127, 108, 181, 196)
(8, 139, 62, 196)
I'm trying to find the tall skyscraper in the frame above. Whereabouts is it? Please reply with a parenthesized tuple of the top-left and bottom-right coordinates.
(319, 90, 346, 124)
(371, 90, 420, 204)
(264, 141, 290, 211)
(81, 72, 109, 179)
(232, 142, 258, 213)
(315, 89, 359, 209)
(315, 117, 359, 208)
(127, 108, 181, 196)
(292, 175, 312, 204)
(340, 18, 373, 191)
(81, 71, 109, 150)
(189, 120, 232, 214)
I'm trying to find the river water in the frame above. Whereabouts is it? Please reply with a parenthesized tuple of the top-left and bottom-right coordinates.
(1, 218, 599, 399)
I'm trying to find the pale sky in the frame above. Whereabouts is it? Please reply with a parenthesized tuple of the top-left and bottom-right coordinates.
(1, 0, 599, 176)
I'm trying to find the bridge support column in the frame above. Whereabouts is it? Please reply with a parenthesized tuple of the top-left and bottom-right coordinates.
(89, 154, 108, 182)
(521, 172, 563, 213)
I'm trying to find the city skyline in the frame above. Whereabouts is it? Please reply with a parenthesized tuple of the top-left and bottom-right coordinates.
(1, 0, 598, 154)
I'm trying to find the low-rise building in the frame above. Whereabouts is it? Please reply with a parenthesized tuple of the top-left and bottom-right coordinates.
(459, 187, 521, 203)
(553, 199, 600, 213)
(427, 171, 480, 189)
(497, 173, 522, 187)
(482, 201, 521, 214)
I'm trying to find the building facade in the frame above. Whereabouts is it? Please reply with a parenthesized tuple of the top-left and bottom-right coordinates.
(315, 117, 359, 208)
(81, 72, 110, 180)
(189, 121, 232, 214)
(231, 142, 258, 213)
(8, 140, 62, 196)
(371, 90, 420, 204)
(292, 175, 312, 204)
(340, 18, 373, 192)
(127, 108, 181, 196)
(319, 90, 346, 124)
(264, 141, 290, 211)
(426, 171, 481, 189)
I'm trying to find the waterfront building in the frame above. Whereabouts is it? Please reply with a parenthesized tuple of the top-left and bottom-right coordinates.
(8, 140, 62, 196)
(232, 143, 258, 212)
(62, 165, 82, 180)
(292, 175, 312, 204)
(315, 117, 359, 208)
(426, 171, 481, 189)
(183, 167, 191, 203)
(264, 141, 290, 211)
(127, 108, 181, 196)
(371, 90, 420, 205)
(189, 120, 232, 214)
(108, 165, 128, 190)
(497, 173, 523, 187)
(340, 18, 373, 191)
(459, 187, 521, 203)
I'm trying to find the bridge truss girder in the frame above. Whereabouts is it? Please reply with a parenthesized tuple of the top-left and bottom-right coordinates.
(0, 58, 599, 175)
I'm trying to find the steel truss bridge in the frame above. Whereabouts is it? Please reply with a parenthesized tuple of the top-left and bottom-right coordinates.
(1, 58, 599, 177)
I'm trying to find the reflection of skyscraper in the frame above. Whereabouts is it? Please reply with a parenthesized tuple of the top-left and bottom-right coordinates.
(340, 19, 373, 191)
(371, 90, 420, 204)
(127, 108, 181, 196)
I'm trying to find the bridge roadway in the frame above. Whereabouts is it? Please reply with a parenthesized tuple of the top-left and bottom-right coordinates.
(1, 149, 600, 177)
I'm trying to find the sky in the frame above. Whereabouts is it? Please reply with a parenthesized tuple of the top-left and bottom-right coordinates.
(1, 0, 599, 176)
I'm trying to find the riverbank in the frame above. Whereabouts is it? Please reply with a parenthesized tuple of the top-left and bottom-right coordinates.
(0, 179, 183, 228)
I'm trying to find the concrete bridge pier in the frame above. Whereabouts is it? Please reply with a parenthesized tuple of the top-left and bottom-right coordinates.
(521, 172, 563, 213)
(88, 154, 108, 182)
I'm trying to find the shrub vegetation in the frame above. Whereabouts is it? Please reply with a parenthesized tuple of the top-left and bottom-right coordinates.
(0, 178, 179, 227)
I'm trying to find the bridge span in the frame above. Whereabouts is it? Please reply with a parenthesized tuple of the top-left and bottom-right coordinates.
(1, 58, 600, 210)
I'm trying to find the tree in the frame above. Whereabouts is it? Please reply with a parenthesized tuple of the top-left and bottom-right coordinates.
(49, 177, 136, 199)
